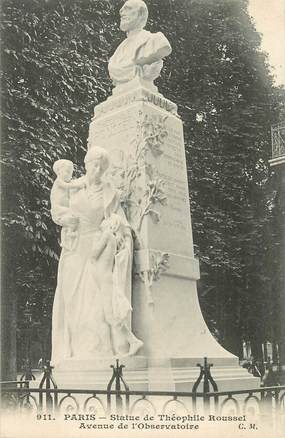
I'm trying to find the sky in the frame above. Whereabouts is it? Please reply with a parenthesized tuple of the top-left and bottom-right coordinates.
(248, 0, 285, 86)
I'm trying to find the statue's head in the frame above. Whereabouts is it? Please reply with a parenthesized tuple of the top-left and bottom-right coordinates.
(119, 0, 148, 33)
(53, 159, 74, 182)
(84, 147, 110, 181)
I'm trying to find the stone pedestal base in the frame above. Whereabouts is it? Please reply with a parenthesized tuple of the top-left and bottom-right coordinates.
(52, 356, 259, 391)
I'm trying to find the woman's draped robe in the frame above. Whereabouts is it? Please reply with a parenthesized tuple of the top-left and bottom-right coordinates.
(51, 183, 133, 365)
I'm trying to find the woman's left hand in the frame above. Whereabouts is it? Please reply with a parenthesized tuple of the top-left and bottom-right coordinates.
(109, 214, 121, 233)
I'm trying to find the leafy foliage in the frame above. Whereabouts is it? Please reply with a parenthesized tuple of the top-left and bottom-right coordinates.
(1, 0, 283, 364)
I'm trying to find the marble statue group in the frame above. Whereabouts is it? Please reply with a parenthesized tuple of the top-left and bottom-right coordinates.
(48, 0, 259, 393)
(50, 0, 172, 365)
(51, 148, 144, 363)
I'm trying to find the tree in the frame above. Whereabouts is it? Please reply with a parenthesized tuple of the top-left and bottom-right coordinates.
(153, 0, 283, 358)
(1, 0, 118, 376)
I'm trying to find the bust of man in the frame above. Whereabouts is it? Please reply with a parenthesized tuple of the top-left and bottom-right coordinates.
(108, 0, 172, 93)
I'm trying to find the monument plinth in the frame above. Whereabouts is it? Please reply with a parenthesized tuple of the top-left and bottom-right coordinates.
(85, 86, 259, 390)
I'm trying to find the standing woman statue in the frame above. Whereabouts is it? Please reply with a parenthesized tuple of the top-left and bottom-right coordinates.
(51, 147, 142, 365)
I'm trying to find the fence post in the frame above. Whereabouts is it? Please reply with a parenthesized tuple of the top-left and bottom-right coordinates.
(192, 357, 218, 414)
(39, 360, 58, 413)
(107, 359, 129, 414)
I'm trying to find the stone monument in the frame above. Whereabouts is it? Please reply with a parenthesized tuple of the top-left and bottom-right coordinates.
(51, 0, 259, 390)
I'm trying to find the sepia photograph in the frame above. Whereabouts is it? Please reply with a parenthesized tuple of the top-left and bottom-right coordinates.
(1, 0, 285, 437)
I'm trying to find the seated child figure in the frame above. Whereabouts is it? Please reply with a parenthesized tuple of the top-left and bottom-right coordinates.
(91, 213, 143, 356)
(50, 159, 86, 251)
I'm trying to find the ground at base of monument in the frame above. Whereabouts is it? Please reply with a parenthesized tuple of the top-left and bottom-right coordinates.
(48, 356, 260, 391)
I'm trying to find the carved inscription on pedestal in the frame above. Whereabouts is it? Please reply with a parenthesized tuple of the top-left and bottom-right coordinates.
(89, 106, 137, 150)
(89, 102, 193, 257)
(149, 121, 194, 257)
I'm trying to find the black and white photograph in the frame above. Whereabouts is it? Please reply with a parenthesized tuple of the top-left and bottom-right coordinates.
(1, 0, 285, 437)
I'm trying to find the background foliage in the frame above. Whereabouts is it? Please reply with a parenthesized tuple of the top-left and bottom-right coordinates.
(1, 0, 284, 370)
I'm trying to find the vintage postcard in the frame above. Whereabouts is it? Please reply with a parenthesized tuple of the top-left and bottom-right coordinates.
(1, 0, 284, 437)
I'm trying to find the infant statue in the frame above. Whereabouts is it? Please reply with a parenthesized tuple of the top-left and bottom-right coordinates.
(50, 159, 85, 251)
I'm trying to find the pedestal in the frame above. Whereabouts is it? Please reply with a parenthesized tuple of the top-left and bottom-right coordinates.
(54, 87, 259, 390)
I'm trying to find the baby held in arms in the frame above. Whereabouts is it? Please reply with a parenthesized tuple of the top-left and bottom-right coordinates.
(91, 213, 143, 356)
(50, 159, 86, 250)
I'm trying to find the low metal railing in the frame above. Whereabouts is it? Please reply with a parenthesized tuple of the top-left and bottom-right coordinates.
(1, 358, 285, 422)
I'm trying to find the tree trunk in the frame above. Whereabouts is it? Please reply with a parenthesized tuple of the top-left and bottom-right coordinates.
(1, 285, 17, 380)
